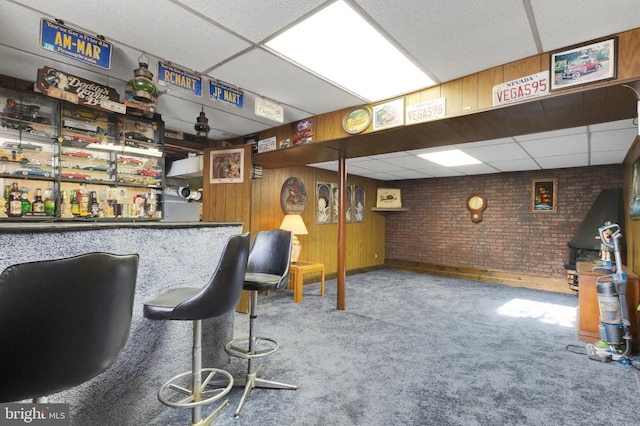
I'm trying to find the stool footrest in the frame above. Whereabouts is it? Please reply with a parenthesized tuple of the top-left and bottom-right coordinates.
(224, 336, 279, 359)
(157, 368, 233, 409)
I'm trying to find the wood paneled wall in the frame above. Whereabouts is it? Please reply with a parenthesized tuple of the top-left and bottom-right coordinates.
(249, 164, 386, 275)
(201, 145, 252, 227)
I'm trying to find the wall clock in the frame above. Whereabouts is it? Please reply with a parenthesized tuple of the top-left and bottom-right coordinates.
(466, 194, 487, 223)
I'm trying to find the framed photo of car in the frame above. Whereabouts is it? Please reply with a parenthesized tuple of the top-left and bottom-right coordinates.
(549, 36, 617, 92)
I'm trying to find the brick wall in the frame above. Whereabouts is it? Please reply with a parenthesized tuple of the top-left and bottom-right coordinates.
(385, 165, 624, 278)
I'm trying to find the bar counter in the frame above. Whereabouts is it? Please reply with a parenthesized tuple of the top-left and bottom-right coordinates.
(0, 221, 243, 425)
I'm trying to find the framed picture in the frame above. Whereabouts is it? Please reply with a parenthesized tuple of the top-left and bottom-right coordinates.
(630, 158, 640, 219)
(210, 148, 244, 183)
(353, 186, 365, 223)
(550, 36, 617, 92)
(316, 182, 332, 224)
(372, 98, 404, 131)
(531, 178, 557, 213)
(376, 188, 402, 209)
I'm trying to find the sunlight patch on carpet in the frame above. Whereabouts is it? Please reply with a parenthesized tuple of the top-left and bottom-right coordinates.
(496, 298, 576, 327)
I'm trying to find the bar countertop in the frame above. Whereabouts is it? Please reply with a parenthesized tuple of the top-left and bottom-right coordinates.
(0, 221, 242, 234)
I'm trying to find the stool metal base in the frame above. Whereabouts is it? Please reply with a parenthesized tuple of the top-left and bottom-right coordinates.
(157, 368, 232, 426)
(233, 364, 297, 417)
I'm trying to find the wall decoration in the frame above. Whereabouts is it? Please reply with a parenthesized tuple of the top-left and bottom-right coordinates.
(630, 158, 640, 218)
(209, 148, 244, 184)
(342, 106, 371, 134)
(293, 119, 313, 145)
(316, 182, 332, 224)
(257, 136, 276, 153)
(531, 178, 557, 213)
(280, 177, 307, 214)
(372, 98, 404, 131)
(353, 186, 365, 223)
(376, 188, 402, 209)
(331, 185, 354, 223)
(550, 36, 617, 92)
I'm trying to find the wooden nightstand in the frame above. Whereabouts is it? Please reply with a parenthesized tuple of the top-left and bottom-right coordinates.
(289, 261, 325, 303)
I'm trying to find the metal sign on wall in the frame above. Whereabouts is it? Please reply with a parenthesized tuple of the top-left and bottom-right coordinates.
(36, 66, 123, 113)
(40, 18, 112, 70)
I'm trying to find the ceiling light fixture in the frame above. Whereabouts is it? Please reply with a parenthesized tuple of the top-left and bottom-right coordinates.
(265, 0, 435, 102)
(418, 149, 482, 167)
(194, 107, 210, 138)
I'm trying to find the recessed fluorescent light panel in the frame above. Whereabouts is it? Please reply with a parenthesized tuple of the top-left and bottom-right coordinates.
(265, 0, 435, 102)
(418, 150, 482, 167)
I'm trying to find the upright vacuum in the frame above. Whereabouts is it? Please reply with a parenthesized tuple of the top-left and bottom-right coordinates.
(586, 223, 632, 362)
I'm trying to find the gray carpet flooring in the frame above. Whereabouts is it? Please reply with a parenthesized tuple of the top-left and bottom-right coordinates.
(150, 269, 640, 426)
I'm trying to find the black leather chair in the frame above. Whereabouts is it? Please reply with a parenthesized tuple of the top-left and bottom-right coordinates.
(143, 233, 250, 426)
(0, 252, 139, 403)
(225, 229, 297, 417)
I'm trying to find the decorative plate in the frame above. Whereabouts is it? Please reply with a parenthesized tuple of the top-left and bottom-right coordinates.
(342, 106, 372, 134)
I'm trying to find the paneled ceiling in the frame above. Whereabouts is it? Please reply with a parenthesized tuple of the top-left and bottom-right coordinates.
(1, 0, 639, 180)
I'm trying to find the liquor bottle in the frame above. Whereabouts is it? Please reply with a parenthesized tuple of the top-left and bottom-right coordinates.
(31, 188, 44, 214)
(21, 189, 31, 215)
(89, 191, 100, 218)
(44, 188, 55, 216)
(8, 183, 22, 217)
(0, 185, 8, 217)
(70, 190, 80, 217)
(78, 184, 89, 217)
(60, 190, 72, 218)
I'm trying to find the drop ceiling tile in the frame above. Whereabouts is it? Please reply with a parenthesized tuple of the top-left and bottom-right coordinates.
(519, 133, 587, 157)
(489, 158, 541, 172)
(591, 118, 637, 132)
(536, 153, 588, 169)
(461, 143, 531, 162)
(531, 0, 640, 52)
(210, 49, 363, 114)
(590, 150, 629, 165)
(591, 128, 637, 152)
(450, 163, 500, 175)
(177, 0, 325, 43)
(358, 0, 538, 83)
(14, 0, 251, 72)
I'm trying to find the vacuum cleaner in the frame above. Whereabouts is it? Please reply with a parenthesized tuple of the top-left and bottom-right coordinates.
(585, 223, 632, 362)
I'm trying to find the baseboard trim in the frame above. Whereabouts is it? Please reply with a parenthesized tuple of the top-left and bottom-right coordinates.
(384, 259, 575, 294)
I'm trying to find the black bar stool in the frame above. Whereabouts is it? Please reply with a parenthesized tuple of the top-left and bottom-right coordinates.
(224, 229, 297, 417)
(143, 233, 250, 426)
(0, 252, 139, 403)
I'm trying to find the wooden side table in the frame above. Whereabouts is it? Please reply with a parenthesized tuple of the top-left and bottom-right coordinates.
(289, 261, 325, 303)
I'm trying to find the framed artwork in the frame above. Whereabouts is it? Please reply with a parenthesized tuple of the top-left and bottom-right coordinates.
(353, 186, 365, 223)
(316, 182, 332, 224)
(630, 158, 640, 219)
(345, 185, 353, 223)
(372, 97, 404, 131)
(550, 36, 617, 92)
(531, 178, 557, 213)
(376, 188, 402, 209)
(209, 148, 244, 183)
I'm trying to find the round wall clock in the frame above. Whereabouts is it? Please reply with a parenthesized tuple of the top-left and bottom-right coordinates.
(280, 177, 307, 214)
(342, 106, 372, 134)
(466, 194, 487, 223)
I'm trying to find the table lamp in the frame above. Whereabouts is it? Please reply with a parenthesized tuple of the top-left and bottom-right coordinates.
(279, 214, 308, 263)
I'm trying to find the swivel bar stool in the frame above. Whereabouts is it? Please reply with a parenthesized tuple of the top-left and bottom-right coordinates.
(143, 233, 249, 426)
(0, 252, 139, 403)
(225, 229, 297, 417)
